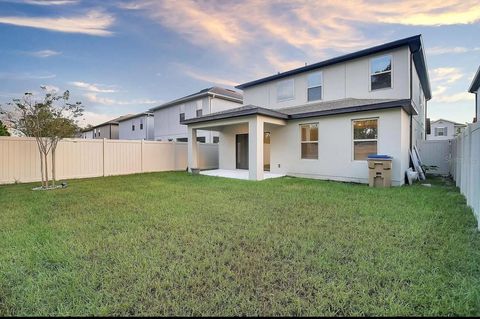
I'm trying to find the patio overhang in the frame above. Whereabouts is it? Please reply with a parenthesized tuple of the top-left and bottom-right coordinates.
(186, 111, 287, 181)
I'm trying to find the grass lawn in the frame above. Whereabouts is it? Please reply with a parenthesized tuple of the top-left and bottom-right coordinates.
(0, 172, 479, 316)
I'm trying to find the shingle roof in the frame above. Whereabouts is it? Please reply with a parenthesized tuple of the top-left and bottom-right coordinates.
(88, 114, 134, 130)
(181, 98, 414, 125)
(117, 112, 153, 122)
(468, 66, 480, 93)
(236, 35, 431, 100)
(149, 86, 243, 112)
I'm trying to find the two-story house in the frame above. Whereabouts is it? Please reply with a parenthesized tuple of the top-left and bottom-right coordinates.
(118, 112, 154, 140)
(183, 35, 431, 185)
(426, 119, 467, 140)
(469, 65, 480, 123)
(149, 87, 243, 143)
(82, 115, 133, 139)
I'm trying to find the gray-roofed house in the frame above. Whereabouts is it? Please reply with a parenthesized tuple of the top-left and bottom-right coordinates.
(149, 87, 243, 143)
(84, 115, 134, 140)
(468, 65, 480, 123)
(183, 35, 431, 185)
(118, 112, 154, 140)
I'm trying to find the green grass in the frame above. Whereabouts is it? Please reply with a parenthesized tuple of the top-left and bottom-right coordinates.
(0, 172, 479, 316)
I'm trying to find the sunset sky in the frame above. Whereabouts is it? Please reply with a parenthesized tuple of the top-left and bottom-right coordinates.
(0, 0, 479, 126)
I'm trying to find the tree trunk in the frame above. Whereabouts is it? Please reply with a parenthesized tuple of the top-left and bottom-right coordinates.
(39, 149, 45, 188)
(44, 152, 49, 188)
(52, 146, 56, 187)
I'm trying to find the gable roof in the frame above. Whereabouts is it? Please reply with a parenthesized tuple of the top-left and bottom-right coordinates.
(149, 86, 243, 112)
(432, 118, 467, 126)
(181, 98, 413, 125)
(88, 114, 134, 130)
(236, 35, 431, 100)
(468, 66, 480, 93)
(117, 112, 153, 122)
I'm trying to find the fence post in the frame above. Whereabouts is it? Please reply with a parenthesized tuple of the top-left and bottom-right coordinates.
(103, 138, 106, 177)
(141, 139, 144, 173)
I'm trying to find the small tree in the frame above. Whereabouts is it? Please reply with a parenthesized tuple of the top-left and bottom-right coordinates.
(0, 87, 83, 188)
(0, 120, 10, 136)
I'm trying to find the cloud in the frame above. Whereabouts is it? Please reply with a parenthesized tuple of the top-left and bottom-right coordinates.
(174, 64, 240, 87)
(70, 81, 117, 93)
(79, 111, 118, 127)
(426, 46, 480, 55)
(0, 72, 56, 80)
(433, 92, 473, 103)
(430, 67, 464, 84)
(41, 85, 60, 92)
(26, 49, 62, 58)
(122, 0, 480, 77)
(0, 10, 114, 36)
(16, 0, 79, 5)
(84, 93, 161, 106)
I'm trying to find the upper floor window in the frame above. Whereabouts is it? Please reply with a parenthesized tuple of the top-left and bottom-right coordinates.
(277, 79, 294, 102)
(140, 119, 144, 130)
(300, 123, 318, 159)
(179, 112, 185, 122)
(353, 119, 378, 160)
(196, 109, 203, 117)
(370, 55, 392, 90)
(132, 124, 135, 131)
(435, 127, 447, 136)
(307, 72, 322, 102)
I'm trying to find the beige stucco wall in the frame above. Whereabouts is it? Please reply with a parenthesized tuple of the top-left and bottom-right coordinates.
(243, 46, 410, 109)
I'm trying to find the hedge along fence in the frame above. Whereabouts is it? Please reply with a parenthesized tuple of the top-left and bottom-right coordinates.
(0, 137, 219, 184)
(451, 122, 480, 228)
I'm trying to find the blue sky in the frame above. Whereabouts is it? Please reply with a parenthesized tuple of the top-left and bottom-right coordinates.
(0, 0, 479, 126)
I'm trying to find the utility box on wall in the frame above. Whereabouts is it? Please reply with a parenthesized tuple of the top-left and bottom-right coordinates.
(367, 155, 393, 188)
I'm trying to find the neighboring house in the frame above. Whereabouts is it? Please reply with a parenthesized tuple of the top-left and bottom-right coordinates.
(426, 119, 467, 140)
(118, 112, 154, 140)
(81, 129, 94, 139)
(468, 65, 480, 123)
(149, 87, 243, 143)
(184, 35, 431, 185)
(88, 115, 133, 139)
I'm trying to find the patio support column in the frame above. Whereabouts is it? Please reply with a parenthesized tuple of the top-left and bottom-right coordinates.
(188, 126, 198, 172)
(248, 116, 264, 180)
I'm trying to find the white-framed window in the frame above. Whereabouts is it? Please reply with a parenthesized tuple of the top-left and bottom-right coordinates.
(353, 119, 378, 160)
(307, 72, 322, 102)
(300, 123, 318, 159)
(435, 127, 447, 136)
(370, 55, 392, 91)
(140, 119, 144, 130)
(196, 109, 203, 117)
(132, 124, 135, 131)
(277, 79, 294, 102)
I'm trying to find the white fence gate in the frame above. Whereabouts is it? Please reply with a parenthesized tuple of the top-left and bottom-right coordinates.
(417, 140, 451, 175)
(451, 122, 480, 228)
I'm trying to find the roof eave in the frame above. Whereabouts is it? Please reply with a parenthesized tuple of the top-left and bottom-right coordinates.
(150, 92, 242, 112)
(468, 66, 480, 93)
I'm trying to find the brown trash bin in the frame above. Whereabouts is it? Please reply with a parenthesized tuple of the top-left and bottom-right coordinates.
(367, 156, 393, 188)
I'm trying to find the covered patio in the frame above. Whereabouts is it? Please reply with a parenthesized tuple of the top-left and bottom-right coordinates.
(183, 106, 288, 181)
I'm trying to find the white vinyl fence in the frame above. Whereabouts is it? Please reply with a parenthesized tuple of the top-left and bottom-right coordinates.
(417, 140, 452, 175)
(451, 122, 480, 227)
(0, 137, 218, 184)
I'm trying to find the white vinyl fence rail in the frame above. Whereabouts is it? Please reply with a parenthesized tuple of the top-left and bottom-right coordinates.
(417, 140, 451, 175)
(0, 137, 218, 184)
(451, 122, 480, 228)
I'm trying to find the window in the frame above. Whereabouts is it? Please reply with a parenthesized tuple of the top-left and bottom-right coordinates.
(353, 119, 378, 160)
(196, 109, 203, 117)
(435, 127, 447, 136)
(140, 119, 144, 130)
(277, 79, 294, 102)
(300, 123, 318, 159)
(370, 55, 392, 90)
(197, 136, 206, 143)
(213, 136, 220, 143)
(132, 124, 135, 131)
(307, 72, 322, 101)
(179, 112, 185, 122)
(176, 137, 188, 142)
(98, 131, 100, 137)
